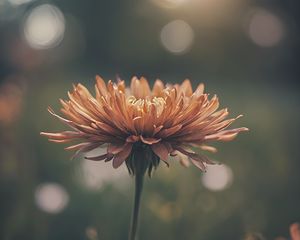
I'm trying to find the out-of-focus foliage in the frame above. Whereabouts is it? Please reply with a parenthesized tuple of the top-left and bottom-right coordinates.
(0, 0, 299, 239)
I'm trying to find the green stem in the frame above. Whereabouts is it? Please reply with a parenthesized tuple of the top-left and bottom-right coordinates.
(129, 171, 144, 240)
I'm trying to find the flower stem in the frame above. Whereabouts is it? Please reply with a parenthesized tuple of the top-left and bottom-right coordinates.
(129, 171, 144, 240)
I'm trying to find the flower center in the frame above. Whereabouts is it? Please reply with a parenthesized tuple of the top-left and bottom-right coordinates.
(127, 96, 166, 117)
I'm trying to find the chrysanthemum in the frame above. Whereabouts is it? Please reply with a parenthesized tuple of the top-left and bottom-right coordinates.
(41, 76, 248, 174)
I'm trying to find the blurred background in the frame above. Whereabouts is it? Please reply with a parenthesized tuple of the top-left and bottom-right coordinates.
(0, 0, 299, 239)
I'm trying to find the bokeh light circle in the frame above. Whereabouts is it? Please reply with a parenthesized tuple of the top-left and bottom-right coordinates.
(79, 148, 129, 191)
(160, 20, 194, 54)
(35, 183, 69, 214)
(202, 164, 233, 191)
(247, 9, 284, 47)
(23, 4, 65, 49)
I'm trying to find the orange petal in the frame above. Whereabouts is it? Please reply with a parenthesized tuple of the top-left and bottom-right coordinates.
(151, 142, 169, 161)
(140, 136, 161, 144)
(204, 127, 249, 141)
(95, 75, 107, 96)
(290, 223, 300, 240)
(179, 155, 190, 167)
(112, 143, 133, 168)
(200, 145, 218, 153)
(157, 124, 182, 138)
(180, 79, 193, 96)
(139, 77, 151, 98)
(47, 107, 77, 130)
(108, 143, 126, 154)
(174, 145, 216, 171)
(65, 142, 103, 152)
(126, 135, 140, 143)
(40, 131, 82, 140)
(152, 79, 164, 96)
(85, 153, 112, 161)
(130, 76, 140, 99)
(68, 142, 103, 160)
(190, 158, 206, 171)
(152, 125, 164, 135)
(48, 139, 73, 143)
(194, 83, 204, 96)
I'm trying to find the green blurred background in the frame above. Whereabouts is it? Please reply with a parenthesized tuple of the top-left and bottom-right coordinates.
(0, 0, 299, 239)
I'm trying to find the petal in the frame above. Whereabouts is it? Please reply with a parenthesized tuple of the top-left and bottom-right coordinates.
(140, 136, 161, 145)
(85, 153, 112, 161)
(65, 142, 91, 151)
(152, 125, 164, 135)
(130, 76, 139, 98)
(174, 145, 217, 171)
(290, 223, 300, 240)
(151, 142, 169, 161)
(95, 75, 107, 91)
(157, 124, 182, 138)
(126, 135, 140, 143)
(139, 77, 151, 98)
(200, 145, 218, 153)
(76, 83, 93, 99)
(47, 107, 77, 130)
(190, 158, 206, 171)
(152, 79, 164, 97)
(112, 143, 133, 168)
(67, 142, 103, 159)
(108, 143, 125, 154)
(175, 151, 190, 167)
(117, 79, 126, 93)
(204, 127, 249, 141)
(40, 131, 83, 140)
(217, 132, 239, 141)
(191, 153, 217, 165)
(194, 83, 204, 96)
(180, 79, 193, 96)
(105, 155, 114, 162)
(179, 157, 190, 167)
(48, 139, 73, 143)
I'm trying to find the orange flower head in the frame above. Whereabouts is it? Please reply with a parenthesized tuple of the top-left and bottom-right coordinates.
(41, 76, 248, 175)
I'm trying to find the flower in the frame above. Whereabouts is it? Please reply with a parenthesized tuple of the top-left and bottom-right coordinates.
(41, 76, 248, 174)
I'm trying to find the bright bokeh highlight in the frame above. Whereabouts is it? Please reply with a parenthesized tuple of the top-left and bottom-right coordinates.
(248, 9, 284, 47)
(79, 149, 129, 191)
(23, 4, 65, 49)
(34, 183, 69, 214)
(202, 164, 233, 191)
(160, 20, 194, 54)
